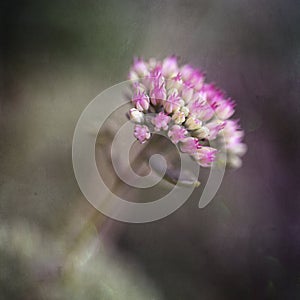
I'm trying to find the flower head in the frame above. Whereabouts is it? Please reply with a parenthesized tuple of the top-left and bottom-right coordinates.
(128, 56, 246, 169)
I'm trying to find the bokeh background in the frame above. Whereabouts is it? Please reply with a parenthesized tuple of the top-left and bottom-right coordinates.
(1, 0, 300, 299)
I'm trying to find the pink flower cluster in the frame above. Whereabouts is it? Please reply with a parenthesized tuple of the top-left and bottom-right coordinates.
(128, 56, 246, 168)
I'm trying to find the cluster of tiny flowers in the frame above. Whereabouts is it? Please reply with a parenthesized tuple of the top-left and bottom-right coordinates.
(128, 56, 247, 168)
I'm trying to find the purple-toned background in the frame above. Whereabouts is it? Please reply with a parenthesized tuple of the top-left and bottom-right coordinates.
(1, 0, 300, 299)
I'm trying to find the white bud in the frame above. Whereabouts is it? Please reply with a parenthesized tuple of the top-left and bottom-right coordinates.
(180, 106, 190, 117)
(129, 108, 144, 123)
(228, 155, 242, 169)
(172, 111, 186, 124)
(185, 116, 202, 130)
(195, 126, 210, 139)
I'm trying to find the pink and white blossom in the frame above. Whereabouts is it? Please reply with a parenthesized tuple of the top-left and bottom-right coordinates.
(214, 98, 235, 120)
(194, 147, 217, 167)
(222, 120, 247, 160)
(180, 65, 205, 90)
(151, 112, 171, 131)
(166, 73, 183, 90)
(134, 124, 151, 144)
(132, 90, 150, 111)
(164, 92, 184, 114)
(150, 81, 166, 106)
(180, 137, 201, 154)
(206, 120, 226, 140)
(128, 56, 246, 169)
(188, 100, 214, 121)
(162, 56, 179, 78)
(131, 58, 149, 77)
(168, 125, 188, 144)
(181, 83, 194, 103)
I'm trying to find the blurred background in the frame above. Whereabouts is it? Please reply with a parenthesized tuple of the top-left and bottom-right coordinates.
(1, 0, 300, 299)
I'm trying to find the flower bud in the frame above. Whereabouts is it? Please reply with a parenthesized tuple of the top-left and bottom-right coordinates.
(215, 99, 235, 120)
(168, 125, 187, 144)
(134, 124, 151, 144)
(181, 83, 194, 103)
(162, 56, 178, 78)
(194, 147, 217, 167)
(132, 91, 150, 111)
(129, 108, 144, 123)
(180, 137, 201, 154)
(172, 111, 186, 124)
(151, 112, 171, 131)
(206, 120, 226, 140)
(150, 82, 166, 106)
(185, 116, 202, 130)
(132, 58, 149, 77)
(164, 92, 184, 114)
(194, 126, 210, 139)
(180, 106, 189, 117)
